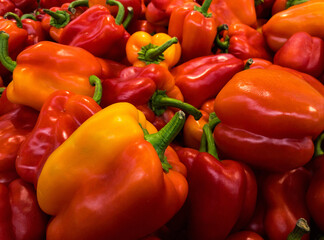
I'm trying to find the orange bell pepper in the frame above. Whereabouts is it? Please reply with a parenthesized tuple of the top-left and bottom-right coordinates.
(126, 31, 181, 68)
(0, 31, 102, 110)
(262, 0, 324, 52)
(37, 102, 188, 240)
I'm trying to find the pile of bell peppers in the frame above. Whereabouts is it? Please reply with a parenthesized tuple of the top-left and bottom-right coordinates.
(0, 0, 323, 239)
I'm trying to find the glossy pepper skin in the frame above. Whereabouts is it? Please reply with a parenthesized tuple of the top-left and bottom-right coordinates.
(209, 0, 257, 27)
(216, 23, 273, 61)
(145, 0, 194, 26)
(171, 54, 244, 108)
(213, 68, 324, 172)
(271, 0, 309, 15)
(262, 0, 324, 52)
(263, 168, 311, 240)
(59, 3, 129, 61)
(126, 31, 181, 68)
(16, 90, 101, 188)
(273, 32, 324, 78)
(127, 19, 167, 35)
(168, 0, 217, 62)
(176, 146, 257, 239)
(0, 178, 48, 240)
(0, 90, 38, 185)
(37, 103, 188, 240)
(0, 0, 15, 16)
(1, 37, 102, 110)
(225, 231, 264, 240)
(10, 0, 38, 14)
(306, 133, 324, 232)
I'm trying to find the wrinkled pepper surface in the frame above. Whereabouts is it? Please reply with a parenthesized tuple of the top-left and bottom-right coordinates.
(213, 68, 324, 172)
(37, 102, 188, 240)
(16, 88, 102, 188)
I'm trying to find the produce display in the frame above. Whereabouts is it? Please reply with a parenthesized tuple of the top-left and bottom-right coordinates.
(0, 0, 323, 239)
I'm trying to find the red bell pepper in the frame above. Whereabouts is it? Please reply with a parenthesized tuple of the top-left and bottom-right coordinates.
(0, 0, 16, 16)
(168, 0, 217, 62)
(215, 23, 273, 61)
(59, 1, 131, 61)
(213, 68, 324, 172)
(10, 0, 38, 14)
(0, 178, 48, 240)
(306, 133, 324, 232)
(273, 32, 324, 78)
(262, 167, 311, 240)
(127, 19, 167, 35)
(145, 0, 194, 26)
(0, 89, 39, 185)
(171, 54, 244, 108)
(100, 64, 202, 127)
(39, 0, 73, 8)
(16, 79, 102, 188)
(176, 123, 257, 240)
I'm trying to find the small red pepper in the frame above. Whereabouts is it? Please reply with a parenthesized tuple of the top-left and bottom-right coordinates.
(0, 178, 48, 240)
(273, 32, 324, 78)
(16, 78, 102, 188)
(171, 54, 244, 108)
(215, 23, 273, 61)
(168, 0, 218, 62)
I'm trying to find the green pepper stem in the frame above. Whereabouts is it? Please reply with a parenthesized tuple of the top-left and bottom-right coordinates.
(254, 0, 264, 6)
(286, 218, 310, 240)
(89, 75, 102, 105)
(0, 31, 17, 72)
(150, 90, 202, 120)
(0, 87, 5, 97)
(286, 0, 309, 9)
(244, 58, 254, 70)
(199, 112, 221, 155)
(21, 13, 37, 20)
(216, 24, 229, 53)
(193, 0, 212, 18)
(107, 0, 125, 25)
(203, 124, 218, 159)
(68, 0, 89, 14)
(144, 111, 186, 172)
(122, 6, 133, 28)
(43, 9, 70, 28)
(314, 132, 324, 158)
(4, 12, 23, 28)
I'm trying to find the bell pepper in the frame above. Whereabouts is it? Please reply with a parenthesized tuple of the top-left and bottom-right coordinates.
(100, 64, 202, 129)
(59, 2, 133, 61)
(126, 31, 181, 68)
(306, 133, 324, 232)
(215, 23, 273, 61)
(37, 103, 188, 239)
(4, 12, 47, 46)
(262, 167, 311, 240)
(225, 231, 264, 240)
(176, 123, 257, 240)
(41, 1, 88, 42)
(39, 0, 73, 8)
(0, 31, 102, 110)
(88, 0, 142, 22)
(0, 0, 15, 16)
(16, 77, 102, 188)
(209, 0, 257, 28)
(10, 0, 38, 14)
(0, 89, 39, 185)
(262, 0, 324, 52)
(0, 16, 27, 77)
(255, 0, 275, 19)
(273, 32, 324, 78)
(171, 54, 244, 108)
(0, 178, 48, 240)
(272, 0, 309, 15)
(213, 68, 324, 172)
(145, 0, 194, 26)
(167, 0, 217, 62)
